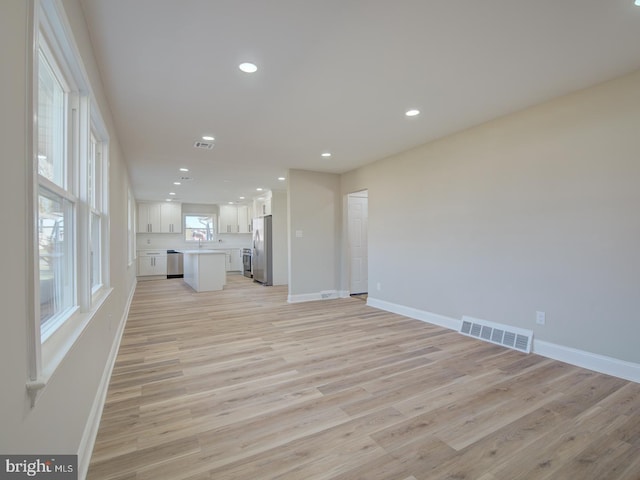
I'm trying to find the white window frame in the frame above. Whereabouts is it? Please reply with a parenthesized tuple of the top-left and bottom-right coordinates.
(36, 13, 79, 342)
(27, 0, 112, 406)
(88, 123, 109, 299)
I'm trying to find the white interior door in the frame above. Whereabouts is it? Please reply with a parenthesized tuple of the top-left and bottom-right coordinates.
(348, 191, 368, 294)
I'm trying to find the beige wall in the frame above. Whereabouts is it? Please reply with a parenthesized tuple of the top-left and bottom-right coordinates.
(342, 70, 640, 364)
(288, 169, 341, 298)
(271, 190, 289, 286)
(0, 0, 137, 471)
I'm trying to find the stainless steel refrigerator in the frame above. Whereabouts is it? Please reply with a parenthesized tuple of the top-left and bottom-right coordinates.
(252, 215, 272, 285)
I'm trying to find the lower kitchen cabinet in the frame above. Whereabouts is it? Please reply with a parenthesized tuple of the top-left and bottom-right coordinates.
(222, 248, 243, 272)
(230, 248, 243, 271)
(137, 252, 167, 277)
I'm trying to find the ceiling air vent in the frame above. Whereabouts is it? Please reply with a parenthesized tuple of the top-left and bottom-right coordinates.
(460, 316, 533, 353)
(193, 141, 214, 150)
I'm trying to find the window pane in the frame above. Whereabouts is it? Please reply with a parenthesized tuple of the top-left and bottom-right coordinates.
(185, 215, 215, 242)
(91, 212, 101, 290)
(88, 136, 95, 208)
(39, 191, 74, 330)
(38, 50, 65, 187)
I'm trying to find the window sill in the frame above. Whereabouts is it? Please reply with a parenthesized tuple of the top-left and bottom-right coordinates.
(28, 287, 114, 406)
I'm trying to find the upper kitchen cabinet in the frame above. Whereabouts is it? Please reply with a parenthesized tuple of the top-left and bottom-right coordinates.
(137, 203, 162, 233)
(219, 204, 252, 234)
(237, 205, 251, 233)
(137, 202, 182, 233)
(161, 202, 182, 233)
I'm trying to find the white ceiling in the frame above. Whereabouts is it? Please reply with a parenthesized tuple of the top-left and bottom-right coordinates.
(81, 0, 640, 205)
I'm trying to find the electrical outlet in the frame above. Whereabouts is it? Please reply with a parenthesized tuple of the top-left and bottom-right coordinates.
(146, 239, 151, 244)
(536, 311, 546, 325)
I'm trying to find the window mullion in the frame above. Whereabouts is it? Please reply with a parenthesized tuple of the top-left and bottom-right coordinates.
(77, 94, 91, 310)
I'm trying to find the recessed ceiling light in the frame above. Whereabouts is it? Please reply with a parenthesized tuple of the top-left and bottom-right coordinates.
(239, 196, 245, 200)
(179, 168, 189, 172)
(169, 192, 176, 196)
(173, 181, 181, 185)
(239, 62, 258, 73)
(256, 187, 263, 191)
(202, 135, 214, 141)
(278, 177, 286, 181)
(228, 201, 234, 205)
(321, 152, 332, 158)
(165, 199, 172, 202)
(405, 109, 420, 117)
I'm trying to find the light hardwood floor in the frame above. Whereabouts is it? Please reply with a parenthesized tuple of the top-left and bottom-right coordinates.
(88, 274, 640, 479)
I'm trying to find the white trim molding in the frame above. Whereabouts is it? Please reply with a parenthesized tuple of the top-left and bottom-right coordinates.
(366, 297, 640, 384)
(287, 289, 341, 303)
(533, 340, 640, 384)
(366, 297, 462, 331)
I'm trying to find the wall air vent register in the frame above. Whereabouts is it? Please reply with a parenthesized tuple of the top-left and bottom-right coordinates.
(459, 316, 533, 353)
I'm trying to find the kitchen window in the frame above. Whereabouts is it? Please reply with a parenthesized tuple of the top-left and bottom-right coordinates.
(185, 214, 216, 242)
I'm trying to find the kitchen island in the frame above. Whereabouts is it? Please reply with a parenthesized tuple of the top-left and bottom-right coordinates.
(180, 250, 227, 292)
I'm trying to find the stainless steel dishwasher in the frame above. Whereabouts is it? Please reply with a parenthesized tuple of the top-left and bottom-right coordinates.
(166, 250, 184, 278)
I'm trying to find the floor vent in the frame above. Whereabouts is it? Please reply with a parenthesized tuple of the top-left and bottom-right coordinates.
(193, 141, 214, 150)
(460, 316, 533, 353)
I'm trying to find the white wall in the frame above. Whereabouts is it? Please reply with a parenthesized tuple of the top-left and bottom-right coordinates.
(288, 170, 341, 300)
(0, 0, 136, 472)
(342, 69, 640, 365)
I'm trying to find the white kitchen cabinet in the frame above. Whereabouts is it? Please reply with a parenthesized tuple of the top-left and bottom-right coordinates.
(220, 248, 242, 271)
(137, 202, 182, 233)
(237, 205, 251, 233)
(219, 204, 252, 234)
(137, 251, 167, 276)
(137, 203, 162, 233)
(219, 205, 239, 233)
(229, 248, 243, 271)
(161, 202, 182, 233)
(223, 250, 232, 271)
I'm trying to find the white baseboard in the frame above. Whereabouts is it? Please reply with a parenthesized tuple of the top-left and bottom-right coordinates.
(287, 289, 341, 303)
(366, 297, 462, 331)
(77, 279, 137, 480)
(533, 340, 640, 383)
(366, 296, 640, 384)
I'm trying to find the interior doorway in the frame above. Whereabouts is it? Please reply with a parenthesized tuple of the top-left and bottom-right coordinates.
(347, 190, 368, 295)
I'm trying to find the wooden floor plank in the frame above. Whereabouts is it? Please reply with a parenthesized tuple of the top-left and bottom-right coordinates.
(87, 275, 640, 479)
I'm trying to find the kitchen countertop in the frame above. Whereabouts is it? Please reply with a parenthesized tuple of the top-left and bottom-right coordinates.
(179, 249, 227, 254)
